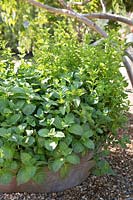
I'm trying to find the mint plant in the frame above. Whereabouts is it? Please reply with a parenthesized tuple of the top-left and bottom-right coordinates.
(0, 30, 129, 185)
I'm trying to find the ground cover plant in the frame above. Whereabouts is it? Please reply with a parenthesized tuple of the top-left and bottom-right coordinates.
(0, 24, 130, 185)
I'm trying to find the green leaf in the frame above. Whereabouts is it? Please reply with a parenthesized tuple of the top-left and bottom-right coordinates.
(96, 128, 103, 134)
(0, 98, 8, 113)
(25, 116, 36, 127)
(68, 124, 83, 135)
(32, 168, 45, 184)
(66, 154, 80, 165)
(39, 119, 46, 126)
(38, 129, 49, 137)
(17, 123, 27, 133)
(0, 170, 13, 185)
(59, 142, 72, 156)
(60, 164, 70, 178)
(0, 139, 3, 147)
(119, 134, 130, 148)
(53, 116, 63, 130)
(20, 152, 32, 164)
(35, 108, 44, 119)
(23, 136, 35, 146)
(93, 160, 115, 176)
(3, 108, 12, 114)
(72, 141, 85, 153)
(37, 137, 45, 147)
(11, 87, 25, 94)
(17, 165, 37, 185)
(51, 158, 64, 172)
(22, 104, 36, 115)
(0, 128, 8, 137)
(1, 146, 14, 160)
(6, 114, 21, 125)
(44, 139, 58, 151)
(15, 100, 25, 110)
(10, 161, 18, 170)
(83, 139, 95, 149)
(83, 129, 94, 138)
(63, 134, 73, 146)
(64, 113, 75, 125)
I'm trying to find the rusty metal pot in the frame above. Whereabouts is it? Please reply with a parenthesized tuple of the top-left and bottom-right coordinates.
(0, 152, 95, 193)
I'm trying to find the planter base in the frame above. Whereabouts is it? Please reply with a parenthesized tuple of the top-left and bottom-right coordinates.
(0, 153, 95, 193)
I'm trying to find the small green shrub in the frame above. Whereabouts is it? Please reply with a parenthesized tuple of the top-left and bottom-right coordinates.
(0, 30, 129, 185)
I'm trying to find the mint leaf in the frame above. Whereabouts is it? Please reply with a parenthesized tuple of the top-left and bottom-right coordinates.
(51, 158, 64, 172)
(11, 87, 25, 94)
(83, 139, 95, 149)
(83, 129, 94, 138)
(0, 128, 8, 137)
(59, 106, 66, 115)
(60, 164, 69, 178)
(10, 161, 18, 170)
(0, 98, 8, 113)
(0, 170, 13, 185)
(53, 116, 63, 130)
(17, 165, 37, 185)
(7, 114, 21, 125)
(1, 145, 14, 160)
(20, 152, 32, 164)
(38, 129, 49, 137)
(59, 142, 72, 156)
(66, 154, 80, 164)
(64, 113, 75, 125)
(44, 139, 58, 151)
(32, 168, 45, 184)
(72, 141, 85, 153)
(68, 124, 83, 135)
(22, 104, 36, 115)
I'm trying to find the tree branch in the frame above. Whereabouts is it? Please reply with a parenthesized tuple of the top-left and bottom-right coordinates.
(58, 0, 72, 11)
(70, 0, 92, 6)
(25, 0, 108, 37)
(58, 0, 68, 9)
(100, 0, 106, 13)
(83, 13, 133, 26)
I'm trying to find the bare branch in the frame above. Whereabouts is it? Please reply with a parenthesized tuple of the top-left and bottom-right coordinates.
(58, 0, 72, 11)
(70, 0, 92, 6)
(100, 0, 106, 13)
(25, 0, 108, 37)
(58, 0, 67, 8)
(83, 13, 133, 26)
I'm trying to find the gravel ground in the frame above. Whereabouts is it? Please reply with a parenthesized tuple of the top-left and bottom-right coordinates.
(0, 115, 132, 200)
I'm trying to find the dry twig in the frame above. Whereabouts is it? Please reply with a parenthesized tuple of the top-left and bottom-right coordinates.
(25, 0, 108, 37)
(84, 13, 133, 26)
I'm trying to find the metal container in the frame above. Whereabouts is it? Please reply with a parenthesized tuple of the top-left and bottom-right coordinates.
(0, 152, 94, 193)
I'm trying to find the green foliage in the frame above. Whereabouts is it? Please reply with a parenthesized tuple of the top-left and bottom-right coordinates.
(0, 0, 131, 54)
(17, 165, 37, 185)
(0, 26, 129, 185)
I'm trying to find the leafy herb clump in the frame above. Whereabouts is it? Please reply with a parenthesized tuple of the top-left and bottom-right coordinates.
(0, 32, 128, 185)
